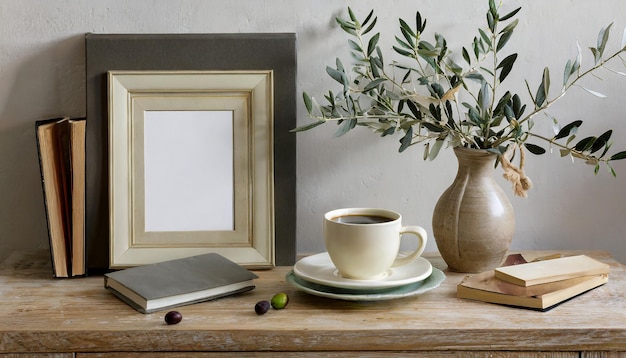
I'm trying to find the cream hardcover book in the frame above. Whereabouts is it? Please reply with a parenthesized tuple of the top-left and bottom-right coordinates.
(494, 255, 610, 286)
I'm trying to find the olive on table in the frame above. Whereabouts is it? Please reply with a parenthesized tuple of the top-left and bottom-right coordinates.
(271, 292, 289, 309)
(164, 311, 183, 325)
(255, 300, 271, 315)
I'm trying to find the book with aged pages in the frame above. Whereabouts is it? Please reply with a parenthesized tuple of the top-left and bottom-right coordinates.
(35, 117, 86, 277)
(494, 255, 610, 287)
(104, 253, 259, 314)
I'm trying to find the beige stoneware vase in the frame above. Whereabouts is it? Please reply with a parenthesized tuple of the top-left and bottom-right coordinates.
(432, 146, 515, 273)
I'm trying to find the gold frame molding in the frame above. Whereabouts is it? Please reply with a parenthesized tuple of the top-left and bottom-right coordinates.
(108, 70, 274, 269)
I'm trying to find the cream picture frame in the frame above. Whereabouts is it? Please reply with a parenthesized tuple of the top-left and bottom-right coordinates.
(108, 70, 274, 269)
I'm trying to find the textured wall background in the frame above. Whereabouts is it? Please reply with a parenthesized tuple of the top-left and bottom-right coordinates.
(1, 0, 625, 264)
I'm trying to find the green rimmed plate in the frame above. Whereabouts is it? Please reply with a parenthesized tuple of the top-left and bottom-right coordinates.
(286, 268, 445, 301)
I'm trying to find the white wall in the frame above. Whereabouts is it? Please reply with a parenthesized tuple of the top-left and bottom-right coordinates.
(1, 0, 625, 264)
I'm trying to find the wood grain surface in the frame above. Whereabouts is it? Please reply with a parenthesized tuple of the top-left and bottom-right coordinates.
(0, 250, 624, 355)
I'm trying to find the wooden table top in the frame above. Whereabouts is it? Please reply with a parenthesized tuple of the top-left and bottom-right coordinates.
(0, 250, 624, 353)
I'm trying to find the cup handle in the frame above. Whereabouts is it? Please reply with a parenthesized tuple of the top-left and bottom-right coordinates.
(391, 225, 428, 267)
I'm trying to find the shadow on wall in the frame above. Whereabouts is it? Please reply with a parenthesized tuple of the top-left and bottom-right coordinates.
(507, 153, 626, 265)
(0, 35, 85, 262)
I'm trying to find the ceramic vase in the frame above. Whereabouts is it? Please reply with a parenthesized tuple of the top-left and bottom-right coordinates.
(432, 146, 515, 273)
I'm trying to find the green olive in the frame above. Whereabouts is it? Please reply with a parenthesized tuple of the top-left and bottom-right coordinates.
(271, 292, 289, 309)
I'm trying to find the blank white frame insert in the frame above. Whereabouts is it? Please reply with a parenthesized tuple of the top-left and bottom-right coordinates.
(143, 110, 234, 232)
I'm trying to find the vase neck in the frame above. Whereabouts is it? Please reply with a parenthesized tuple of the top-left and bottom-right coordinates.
(453, 147, 497, 176)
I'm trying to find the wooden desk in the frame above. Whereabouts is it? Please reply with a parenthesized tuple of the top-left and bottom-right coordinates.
(1, 250, 624, 357)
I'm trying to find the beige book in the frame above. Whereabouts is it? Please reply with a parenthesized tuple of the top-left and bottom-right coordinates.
(35, 117, 86, 277)
(460, 270, 607, 297)
(457, 273, 609, 311)
(494, 255, 610, 287)
(36, 118, 70, 278)
(70, 120, 86, 276)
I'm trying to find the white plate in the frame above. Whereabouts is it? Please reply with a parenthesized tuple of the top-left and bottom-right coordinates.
(293, 252, 432, 290)
(286, 268, 445, 301)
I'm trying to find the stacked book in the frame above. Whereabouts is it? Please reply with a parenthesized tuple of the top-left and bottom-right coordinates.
(457, 255, 610, 311)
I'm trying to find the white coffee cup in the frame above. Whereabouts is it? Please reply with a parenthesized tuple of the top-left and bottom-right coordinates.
(323, 208, 427, 280)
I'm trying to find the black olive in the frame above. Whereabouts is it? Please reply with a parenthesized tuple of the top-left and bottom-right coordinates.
(164, 311, 183, 325)
(255, 300, 270, 315)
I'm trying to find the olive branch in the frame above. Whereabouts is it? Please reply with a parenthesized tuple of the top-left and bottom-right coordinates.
(293, 0, 626, 193)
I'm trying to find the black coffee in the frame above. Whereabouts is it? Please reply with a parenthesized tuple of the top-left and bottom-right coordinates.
(331, 214, 393, 224)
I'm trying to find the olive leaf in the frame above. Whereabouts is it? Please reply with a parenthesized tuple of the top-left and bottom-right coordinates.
(499, 7, 521, 21)
(610, 151, 626, 160)
(590, 130, 612, 154)
(594, 23, 613, 63)
(367, 33, 380, 56)
(334, 118, 357, 137)
(428, 139, 445, 160)
(574, 136, 596, 152)
(291, 120, 326, 133)
(554, 120, 583, 140)
(363, 78, 386, 92)
(497, 53, 517, 82)
(326, 66, 346, 85)
(524, 143, 546, 155)
(534, 67, 550, 107)
(496, 19, 518, 52)
(579, 86, 607, 98)
(303, 92, 313, 114)
(399, 126, 413, 152)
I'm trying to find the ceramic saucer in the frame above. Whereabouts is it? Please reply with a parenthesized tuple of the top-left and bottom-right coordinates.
(293, 252, 432, 290)
(286, 268, 445, 301)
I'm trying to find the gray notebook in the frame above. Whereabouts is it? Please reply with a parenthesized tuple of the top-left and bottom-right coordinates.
(104, 253, 258, 313)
